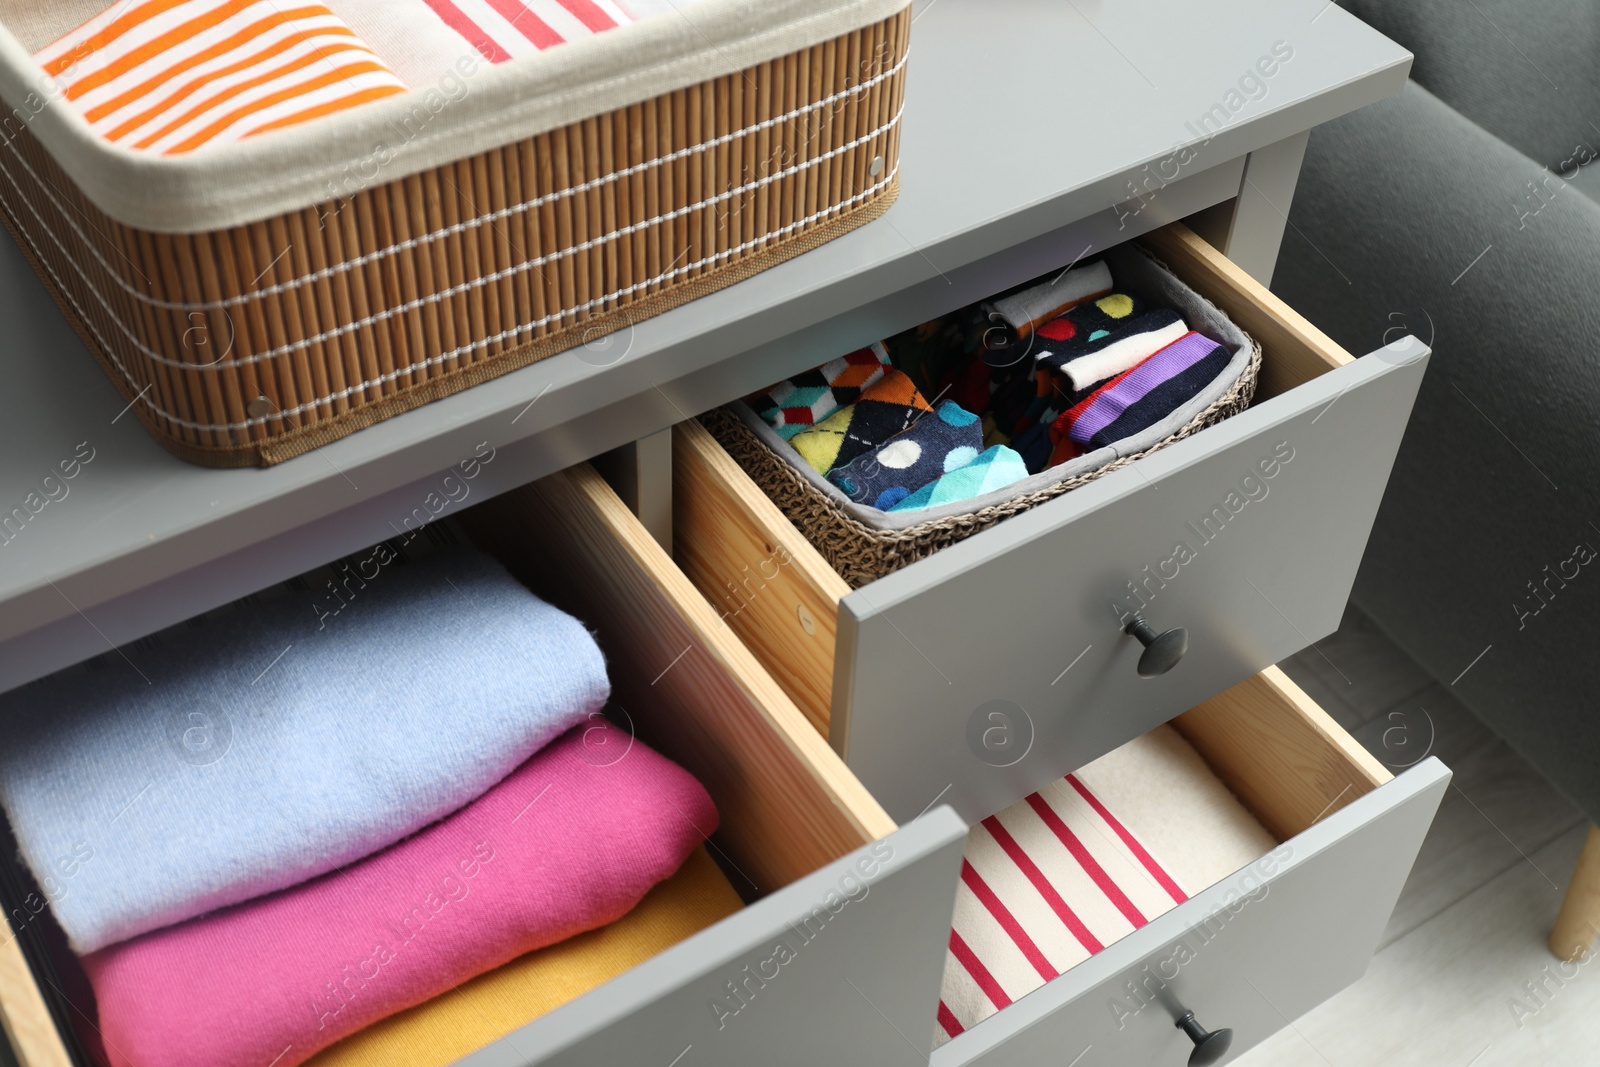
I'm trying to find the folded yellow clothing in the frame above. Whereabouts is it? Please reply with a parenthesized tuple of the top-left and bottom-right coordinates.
(305, 846, 742, 1067)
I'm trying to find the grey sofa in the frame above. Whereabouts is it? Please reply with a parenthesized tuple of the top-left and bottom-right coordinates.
(1272, 0, 1600, 957)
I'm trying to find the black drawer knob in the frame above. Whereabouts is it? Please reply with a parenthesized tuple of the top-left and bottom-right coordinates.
(1124, 614, 1187, 678)
(1175, 1011, 1233, 1066)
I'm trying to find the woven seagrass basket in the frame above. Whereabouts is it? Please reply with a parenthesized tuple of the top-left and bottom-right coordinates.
(0, 2, 911, 466)
(702, 278, 1263, 588)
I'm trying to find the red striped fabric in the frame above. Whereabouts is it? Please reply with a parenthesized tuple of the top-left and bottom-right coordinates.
(1067, 773, 1189, 905)
(980, 815, 1105, 955)
(936, 1001, 966, 1040)
(947, 930, 1012, 1011)
(937, 756, 1190, 1044)
(418, 0, 512, 63)
(1025, 792, 1148, 927)
(935, 725, 1280, 1048)
(416, 0, 631, 64)
(960, 860, 1058, 983)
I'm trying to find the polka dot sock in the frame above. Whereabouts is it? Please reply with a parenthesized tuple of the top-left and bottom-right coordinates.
(791, 370, 933, 475)
(827, 400, 986, 510)
(888, 445, 1031, 513)
(1036, 309, 1190, 393)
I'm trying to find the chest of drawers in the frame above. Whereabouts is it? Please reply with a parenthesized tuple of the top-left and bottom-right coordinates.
(0, 4, 1433, 1064)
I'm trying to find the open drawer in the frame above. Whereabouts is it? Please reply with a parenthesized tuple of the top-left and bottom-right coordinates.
(673, 221, 1433, 825)
(0, 464, 968, 1067)
(933, 670, 1448, 1067)
(0, 463, 1444, 1067)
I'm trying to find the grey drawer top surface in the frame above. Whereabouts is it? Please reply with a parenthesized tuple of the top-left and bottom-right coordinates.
(0, 0, 1409, 692)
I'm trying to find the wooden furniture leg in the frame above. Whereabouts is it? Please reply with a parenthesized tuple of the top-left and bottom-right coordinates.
(1550, 824, 1600, 962)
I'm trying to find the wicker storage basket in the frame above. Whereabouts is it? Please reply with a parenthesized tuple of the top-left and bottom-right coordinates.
(702, 245, 1264, 588)
(0, 0, 910, 466)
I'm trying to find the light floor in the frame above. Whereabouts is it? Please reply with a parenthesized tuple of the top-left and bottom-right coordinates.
(1237, 607, 1595, 1067)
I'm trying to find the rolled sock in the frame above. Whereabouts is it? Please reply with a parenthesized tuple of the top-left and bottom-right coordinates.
(1048, 366, 1132, 467)
(829, 400, 986, 511)
(885, 318, 968, 396)
(1071, 333, 1232, 449)
(0, 545, 609, 954)
(749, 342, 892, 439)
(1043, 310, 1189, 393)
(304, 846, 743, 1067)
(1030, 293, 1144, 390)
(988, 261, 1114, 336)
(85, 723, 718, 1067)
(989, 370, 1039, 438)
(791, 370, 932, 475)
(1008, 420, 1057, 475)
(1033, 294, 1146, 350)
(1081, 335, 1228, 447)
(889, 445, 1030, 513)
(1045, 360, 1134, 467)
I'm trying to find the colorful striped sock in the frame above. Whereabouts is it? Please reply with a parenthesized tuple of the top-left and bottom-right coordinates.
(1069, 332, 1230, 449)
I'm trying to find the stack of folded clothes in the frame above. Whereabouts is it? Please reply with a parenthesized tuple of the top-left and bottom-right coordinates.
(744, 254, 1242, 516)
(0, 543, 739, 1067)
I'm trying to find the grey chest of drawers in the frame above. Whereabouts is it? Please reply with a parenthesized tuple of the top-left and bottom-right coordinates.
(0, 3, 1444, 1066)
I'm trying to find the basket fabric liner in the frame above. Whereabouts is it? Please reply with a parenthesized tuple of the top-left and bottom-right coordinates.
(0, 0, 911, 465)
(709, 243, 1262, 585)
(0, 0, 908, 231)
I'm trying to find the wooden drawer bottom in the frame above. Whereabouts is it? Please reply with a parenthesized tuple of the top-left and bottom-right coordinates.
(934, 669, 1448, 1065)
(0, 464, 965, 1067)
(0, 463, 1445, 1067)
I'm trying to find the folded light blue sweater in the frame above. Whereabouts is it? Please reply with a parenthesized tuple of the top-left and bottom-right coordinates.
(0, 545, 609, 953)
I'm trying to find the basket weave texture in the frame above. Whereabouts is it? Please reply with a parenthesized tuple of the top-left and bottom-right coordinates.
(0, 8, 910, 467)
(702, 336, 1262, 588)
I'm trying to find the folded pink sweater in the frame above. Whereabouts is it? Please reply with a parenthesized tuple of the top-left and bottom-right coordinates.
(85, 723, 717, 1067)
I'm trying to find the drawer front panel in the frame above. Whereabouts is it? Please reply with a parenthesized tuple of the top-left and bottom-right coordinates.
(465, 468, 970, 1065)
(932, 759, 1450, 1067)
(462, 812, 967, 1067)
(835, 340, 1429, 824)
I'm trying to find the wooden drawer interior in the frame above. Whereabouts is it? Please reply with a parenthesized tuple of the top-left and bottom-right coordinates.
(1173, 667, 1391, 842)
(462, 463, 896, 893)
(672, 221, 1358, 740)
(0, 463, 899, 1067)
(0, 454, 1400, 1067)
(937, 666, 1431, 1065)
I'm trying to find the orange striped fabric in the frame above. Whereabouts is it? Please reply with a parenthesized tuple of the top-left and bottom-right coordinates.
(36, 0, 408, 154)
